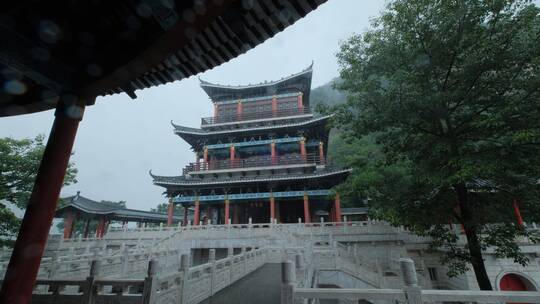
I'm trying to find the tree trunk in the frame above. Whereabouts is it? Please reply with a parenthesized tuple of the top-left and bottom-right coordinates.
(455, 183, 493, 290)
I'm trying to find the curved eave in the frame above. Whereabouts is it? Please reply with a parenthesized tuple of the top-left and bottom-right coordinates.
(173, 114, 330, 140)
(1, 0, 327, 117)
(199, 63, 313, 103)
(172, 115, 331, 150)
(151, 168, 352, 188)
(56, 204, 180, 221)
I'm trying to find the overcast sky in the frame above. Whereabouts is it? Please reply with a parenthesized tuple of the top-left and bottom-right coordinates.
(0, 1, 386, 211)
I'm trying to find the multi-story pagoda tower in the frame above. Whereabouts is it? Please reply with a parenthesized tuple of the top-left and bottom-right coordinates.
(151, 64, 351, 225)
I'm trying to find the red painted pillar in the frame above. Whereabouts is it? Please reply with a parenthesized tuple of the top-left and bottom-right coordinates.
(272, 96, 278, 116)
(270, 141, 277, 165)
(236, 100, 243, 120)
(0, 100, 85, 304)
(225, 198, 230, 224)
(207, 206, 213, 225)
(270, 195, 275, 222)
(96, 219, 105, 238)
(194, 200, 200, 225)
(303, 192, 311, 223)
(513, 199, 524, 227)
(297, 92, 304, 113)
(334, 193, 342, 223)
(167, 198, 174, 227)
(230, 145, 236, 168)
(300, 138, 307, 160)
(318, 141, 325, 164)
(183, 205, 189, 226)
(63, 213, 75, 239)
(203, 146, 209, 163)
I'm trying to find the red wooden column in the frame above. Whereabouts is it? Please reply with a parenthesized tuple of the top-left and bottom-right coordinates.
(269, 194, 275, 222)
(297, 92, 304, 112)
(230, 145, 236, 167)
(513, 199, 524, 227)
(63, 213, 75, 239)
(318, 141, 325, 164)
(96, 219, 106, 238)
(236, 100, 243, 120)
(303, 192, 311, 223)
(334, 193, 342, 223)
(0, 99, 85, 304)
(167, 198, 174, 227)
(299, 138, 307, 160)
(206, 206, 213, 225)
(203, 146, 209, 163)
(194, 199, 200, 225)
(272, 96, 277, 116)
(183, 205, 189, 226)
(224, 198, 230, 224)
(270, 141, 277, 165)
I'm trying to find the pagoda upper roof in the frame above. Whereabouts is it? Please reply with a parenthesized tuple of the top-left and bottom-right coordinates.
(56, 192, 180, 222)
(172, 115, 331, 150)
(150, 168, 352, 189)
(199, 63, 313, 104)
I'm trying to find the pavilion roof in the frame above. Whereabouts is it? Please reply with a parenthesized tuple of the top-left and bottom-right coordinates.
(199, 63, 313, 103)
(172, 114, 331, 150)
(56, 192, 180, 222)
(150, 168, 352, 190)
(0, 0, 327, 117)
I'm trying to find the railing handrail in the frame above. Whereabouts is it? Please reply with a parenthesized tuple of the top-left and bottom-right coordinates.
(183, 153, 325, 174)
(201, 107, 311, 125)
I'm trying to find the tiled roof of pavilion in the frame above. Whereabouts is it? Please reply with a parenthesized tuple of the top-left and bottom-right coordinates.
(199, 63, 313, 103)
(56, 192, 180, 222)
(0, 0, 327, 117)
(172, 115, 331, 149)
(150, 168, 352, 188)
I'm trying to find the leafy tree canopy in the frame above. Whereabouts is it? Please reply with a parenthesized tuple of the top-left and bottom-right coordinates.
(0, 135, 78, 246)
(329, 0, 540, 290)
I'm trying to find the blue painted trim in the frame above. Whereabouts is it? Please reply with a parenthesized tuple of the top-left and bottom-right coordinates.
(172, 189, 331, 203)
(207, 136, 303, 149)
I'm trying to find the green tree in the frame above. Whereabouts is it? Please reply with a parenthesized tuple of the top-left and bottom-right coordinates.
(0, 135, 78, 246)
(151, 202, 182, 215)
(333, 0, 540, 290)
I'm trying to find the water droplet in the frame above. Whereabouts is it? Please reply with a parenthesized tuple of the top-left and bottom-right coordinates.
(4, 80, 27, 95)
(38, 20, 62, 44)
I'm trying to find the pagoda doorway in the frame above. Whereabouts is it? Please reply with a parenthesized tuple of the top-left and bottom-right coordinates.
(278, 198, 305, 223)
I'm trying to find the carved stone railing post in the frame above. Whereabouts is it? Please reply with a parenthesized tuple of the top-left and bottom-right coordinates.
(121, 245, 129, 276)
(241, 247, 247, 275)
(281, 260, 295, 304)
(209, 249, 216, 295)
(400, 258, 422, 304)
(81, 260, 99, 304)
(142, 259, 158, 304)
(179, 254, 189, 304)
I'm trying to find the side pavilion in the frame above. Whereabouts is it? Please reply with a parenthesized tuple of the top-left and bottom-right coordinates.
(56, 192, 181, 239)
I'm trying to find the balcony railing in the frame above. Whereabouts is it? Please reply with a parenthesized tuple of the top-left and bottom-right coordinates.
(201, 107, 311, 126)
(183, 153, 325, 174)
